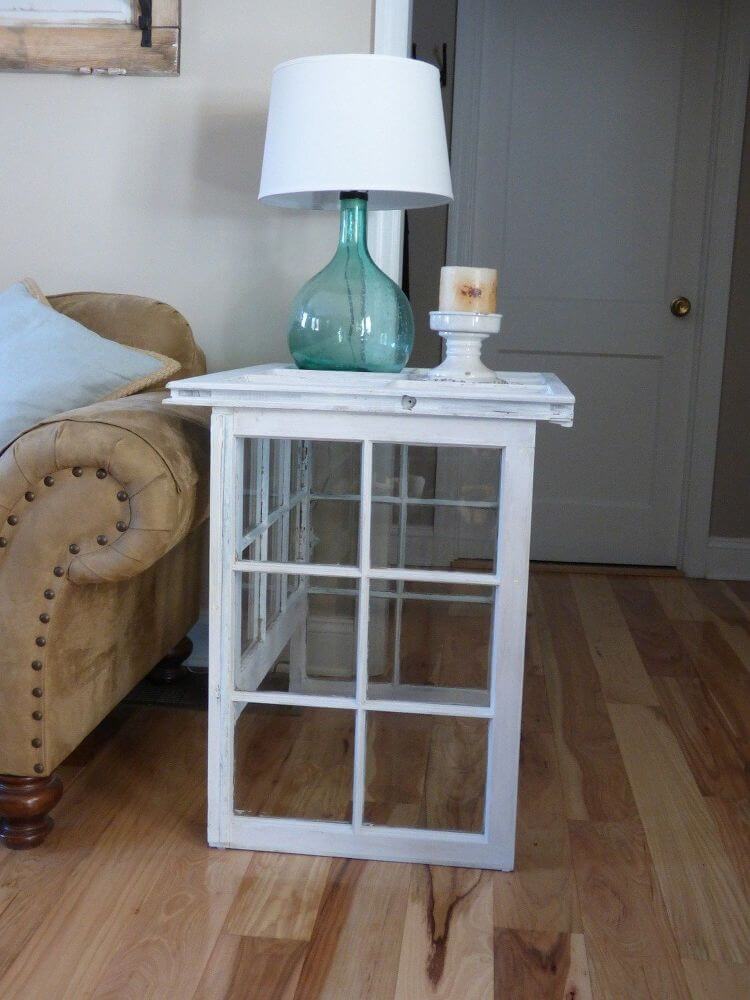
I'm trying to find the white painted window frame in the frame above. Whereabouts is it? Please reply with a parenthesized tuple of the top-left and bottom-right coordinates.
(207, 406, 536, 870)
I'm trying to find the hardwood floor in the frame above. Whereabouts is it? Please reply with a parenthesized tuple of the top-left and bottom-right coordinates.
(1, 571, 749, 999)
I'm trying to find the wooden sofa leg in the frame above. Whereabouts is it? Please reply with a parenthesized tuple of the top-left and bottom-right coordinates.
(0, 774, 63, 850)
(149, 636, 194, 684)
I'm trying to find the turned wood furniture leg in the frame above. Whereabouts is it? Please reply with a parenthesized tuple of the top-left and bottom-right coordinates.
(0, 774, 63, 850)
(149, 636, 193, 684)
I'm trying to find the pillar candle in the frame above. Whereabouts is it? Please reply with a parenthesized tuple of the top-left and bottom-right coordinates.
(439, 266, 498, 314)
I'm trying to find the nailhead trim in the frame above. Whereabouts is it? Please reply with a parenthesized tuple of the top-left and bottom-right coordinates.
(31, 660, 43, 671)
(39, 613, 50, 624)
(43, 475, 54, 487)
(24, 491, 35, 502)
(0, 538, 6, 548)
(44, 589, 55, 600)
(96, 468, 107, 479)
(72, 467, 83, 477)
(32, 688, 43, 698)
(35, 636, 46, 647)
(69, 543, 80, 555)
(97, 535, 108, 546)
(117, 490, 128, 502)
(32, 711, 42, 721)
(7, 515, 18, 526)
(53, 566, 64, 577)
(116, 521, 128, 532)
(33, 764, 44, 774)
(31, 738, 41, 749)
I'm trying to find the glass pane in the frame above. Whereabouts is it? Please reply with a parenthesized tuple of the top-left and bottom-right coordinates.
(367, 581, 493, 707)
(237, 573, 356, 697)
(363, 713, 487, 833)
(240, 438, 361, 567)
(370, 443, 500, 573)
(234, 706, 355, 822)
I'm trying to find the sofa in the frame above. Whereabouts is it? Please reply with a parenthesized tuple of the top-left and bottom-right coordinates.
(0, 293, 210, 849)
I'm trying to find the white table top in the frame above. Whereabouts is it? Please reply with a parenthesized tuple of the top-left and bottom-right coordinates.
(166, 364, 575, 426)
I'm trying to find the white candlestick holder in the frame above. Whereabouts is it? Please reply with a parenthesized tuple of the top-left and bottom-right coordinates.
(427, 310, 502, 382)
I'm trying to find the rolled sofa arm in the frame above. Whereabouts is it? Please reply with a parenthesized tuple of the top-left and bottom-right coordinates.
(0, 391, 209, 585)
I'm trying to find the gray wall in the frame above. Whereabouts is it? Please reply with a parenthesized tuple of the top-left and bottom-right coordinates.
(0, 0, 373, 372)
(711, 91, 750, 539)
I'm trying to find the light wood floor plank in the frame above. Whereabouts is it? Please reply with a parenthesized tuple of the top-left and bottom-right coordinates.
(194, 934, 307, 1000)
(225, 852, 332, 941)
(0, 709, 211, 999)
(652, 675, 748, 800)
(571, 574, 659, 705)
(493, 930, 592, 999)
(494, 729, 581, 934)
(0, 707, 186, 983)
(295, 859, 409, 999)
(681, 958, 750, 1000)
(569, 819, 691, 999)
(395, 866, 494, 1000)
(707, 796, 750, 901)
(609, 702, 750, 963)
(89, 798, 250, 999)
(533, 576, 638, 822)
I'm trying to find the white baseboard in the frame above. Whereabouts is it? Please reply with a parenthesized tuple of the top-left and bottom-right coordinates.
(705, 536, 750, 580)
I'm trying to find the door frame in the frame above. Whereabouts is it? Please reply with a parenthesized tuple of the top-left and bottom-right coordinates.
(443, 0, 750, 576)
(369, 0, 412, 282)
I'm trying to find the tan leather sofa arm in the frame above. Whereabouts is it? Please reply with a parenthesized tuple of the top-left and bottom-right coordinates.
(0, 392, 209, 585)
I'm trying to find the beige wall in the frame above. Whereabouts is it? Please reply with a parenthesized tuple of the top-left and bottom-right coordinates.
(711, 91, 750, 539)
(0, 1, 373, 372)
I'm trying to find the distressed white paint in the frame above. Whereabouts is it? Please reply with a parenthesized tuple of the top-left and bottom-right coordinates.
(0, 0, 131, 23)
(168, 365, 573, 869)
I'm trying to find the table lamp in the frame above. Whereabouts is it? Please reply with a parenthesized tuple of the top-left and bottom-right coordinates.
(258, 54, 453, 373)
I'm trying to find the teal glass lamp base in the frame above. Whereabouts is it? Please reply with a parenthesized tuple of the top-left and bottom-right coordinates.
(288, 193, 414, 373)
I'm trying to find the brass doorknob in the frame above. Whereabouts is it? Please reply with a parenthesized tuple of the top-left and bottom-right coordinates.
(670, 296, 691, 318)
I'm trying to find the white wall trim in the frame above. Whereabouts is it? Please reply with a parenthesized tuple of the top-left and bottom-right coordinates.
(705, 536, 750, 580)
(369, 0, 412, 282)
(680, 0, 750, 577)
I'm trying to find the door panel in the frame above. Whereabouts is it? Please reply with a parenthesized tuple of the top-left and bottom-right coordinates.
(451, 0, 722, 563)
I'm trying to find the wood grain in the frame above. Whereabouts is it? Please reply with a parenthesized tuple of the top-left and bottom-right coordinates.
(651, 675, 748, 799)
(611, 577, 695, 678)
(89, 799, 249, 999)
(571, 574, 659, 705)
(681, 957, 750, 999)
(225, 852, 331, 941)
(569, 820, 691, 999)
(0, 26, 179, 75)
(1, 568, 748, 997)
(688, 578, 750, 629)
(609, 702, 750, 963)
(395, 866, 493, 999)
(194, 935, 306, 1000)
(494, 930, 592, 1000)
(533, 575, 638, 822)
(675, 621, 750, 766)
(0, 709, 210, 997)
(296, 859, 409, 999)
(706, 796, 750, 901)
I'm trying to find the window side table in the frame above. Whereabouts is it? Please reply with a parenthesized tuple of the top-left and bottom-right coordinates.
(166, 366, 574, 870)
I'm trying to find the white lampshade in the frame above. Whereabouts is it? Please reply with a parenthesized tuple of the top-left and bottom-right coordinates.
(258, 54, 453, 211)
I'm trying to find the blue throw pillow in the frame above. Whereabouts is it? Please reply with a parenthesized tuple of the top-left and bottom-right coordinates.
(0, 281, 180, 453)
